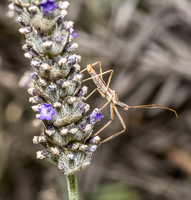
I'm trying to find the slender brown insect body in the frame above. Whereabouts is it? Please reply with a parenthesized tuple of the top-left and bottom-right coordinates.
(81, 62, 178, 143)
(116, 100, 129, 110)
(86, 64, 108, 94)
(86, 64, 121, 106)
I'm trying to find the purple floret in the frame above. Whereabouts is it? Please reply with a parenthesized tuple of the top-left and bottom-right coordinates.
(72, 33, 78, 38)
(79, 123, 86, 130)
(45, 123, 55, 131)
(69, 28, 78, 38)
(78, 102, 86, 110)
(38, 103, 56, 120)
(87, 108, 103, 124)
(42, 150, 50, 157)
(66, 142, 73, 149)
(48, 84, 57, 91)
(40, 0, 55, 14)
(86, 137, 94, 144)
(56, 79, 65, 86)
(67, 153, 74, 160)
(34, 96, 43, 103)
(77, 89, 84, 97)
(29, 72, 38, 79)
(88, 145, 98, 152)
(68, 54, 77, 64)
(58, 161, 65, 170)
(55, 36, 63, 43)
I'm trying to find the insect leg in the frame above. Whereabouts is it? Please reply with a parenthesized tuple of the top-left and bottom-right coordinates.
(127, 104, 178, 118)
(82, 69, 113, 83)
(80, 61, 102, 77)
(91, 61, 103, 79)
(94, 103, 114, 136)
(101, 105, 126, 143)
(83, 88, 105, 101)
(105, 70, 113, 94)
(91, 61, 114, 89)
(100, 99, 111, 111)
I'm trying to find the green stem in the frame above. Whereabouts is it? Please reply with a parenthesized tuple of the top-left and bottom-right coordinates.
(66, 175, 79, 200)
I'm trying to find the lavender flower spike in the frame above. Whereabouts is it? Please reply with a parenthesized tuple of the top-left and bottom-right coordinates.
(88, 108, 104, 124)
(11, 0, 104, 198)
(40, 0, 55, 14)
(11, 0, 103, 177)
(38, 103, 55, 120)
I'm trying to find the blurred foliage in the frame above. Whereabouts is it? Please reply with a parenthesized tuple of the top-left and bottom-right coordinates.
(88, 183, 142, 200)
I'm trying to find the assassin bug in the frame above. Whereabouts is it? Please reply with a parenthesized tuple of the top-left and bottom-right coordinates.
(81, 61, 178, 143)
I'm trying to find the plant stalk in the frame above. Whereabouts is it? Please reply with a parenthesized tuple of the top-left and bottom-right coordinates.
(66, 175, 79, 200)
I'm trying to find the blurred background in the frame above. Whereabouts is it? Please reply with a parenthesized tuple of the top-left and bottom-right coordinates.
(1, 0, 191, 199)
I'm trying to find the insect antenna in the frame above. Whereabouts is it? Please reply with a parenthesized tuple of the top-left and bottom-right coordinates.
(126, 104, 178, 118)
